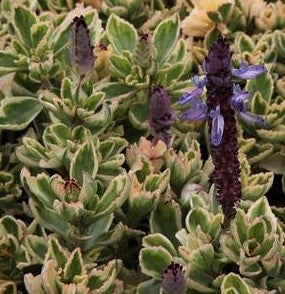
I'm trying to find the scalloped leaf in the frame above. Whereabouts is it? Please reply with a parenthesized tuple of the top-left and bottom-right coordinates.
(221, 273, 250, 294)
(139, 246, 172, 278)
(0, 97, 43, 131)
(153, 13, 180, 67)
(70, 140, 98, 186)
(246, 73, 273, 103)
(150, 200, 182, 247)
(14, 6, 36, 48)
(107, 14, 137, 54)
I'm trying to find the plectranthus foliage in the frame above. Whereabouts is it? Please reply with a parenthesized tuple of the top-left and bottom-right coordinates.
(179, 36, 266, 221)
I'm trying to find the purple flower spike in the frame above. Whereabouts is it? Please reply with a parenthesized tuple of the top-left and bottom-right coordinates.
(231, 84, 251, 112)
(179, 76, 206, 106)
(182, 101, 208, 121)
(239, 111, 266, 125)
(210, 105, 224, 147)
(232, 61, 267, 80)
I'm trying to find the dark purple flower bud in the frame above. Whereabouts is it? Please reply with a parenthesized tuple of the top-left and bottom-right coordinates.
(149, 86, 174, 147)
(205, 36, 241, 222)
(162, 261, 185, 294)
(70, 15, 95, 75)
(232, 61, 267, 79)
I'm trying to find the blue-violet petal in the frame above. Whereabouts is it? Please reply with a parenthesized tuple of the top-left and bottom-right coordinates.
(239, 111, 266, 125)
(210, 105, 224, 146)
(182, 101, 208, 121)
(232, 61, 267, 79)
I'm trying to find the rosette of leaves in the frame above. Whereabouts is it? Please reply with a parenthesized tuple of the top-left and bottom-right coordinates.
(39, 77, 114, 135)
(126, 137, 167, 173)
(101, 0, 150, 26)
(255, 1, 285, 32)
(102, 13, 191, 129)
(21, 156, 131, 252)
(137, 191, 223, 293)
(36, 0, 77, 13)
(239, 153, 274, 202)
(16, 124, 127, 186)
(220, 197, 285, 285)
(0, 4, 102, 131)
(123, 157, 170, 227)
(0, 169, 22, 215)
(24, 236, 123, 294)
(234, 71, 285, 174)
(165, 138, 204, 195)
(0, 215, 47, 290)
(233, 32, 277, 66)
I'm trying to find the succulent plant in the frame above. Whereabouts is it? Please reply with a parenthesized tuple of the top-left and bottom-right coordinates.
(21, 166, 130, 252)
(0, 215, 47, 289)
(24, 236, 123, 294)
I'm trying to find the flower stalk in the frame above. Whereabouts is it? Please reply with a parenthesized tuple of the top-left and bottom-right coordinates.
(179, 35, 267, 223)
(205, 36, 241, 222)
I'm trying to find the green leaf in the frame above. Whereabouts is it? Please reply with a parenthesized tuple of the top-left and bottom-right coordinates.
(70, 140, 98, 186)
(29, 198, 70, 238)
(31, 22, 49, 47)
(0, 51, 20, 75)
(25, 235, 47, 263)
(246, 73, 274, 103)
(106, 14, 137, 53)
(234, 32, 254, 52)
(218, 3, 232, 20)
(98, 82, 137, 98)
(110, 54, 132, 78)
(248, 197, 273, 221)
(0, 96, 43, 130)
(150, 200, 182, 247)
(63, 249, 84, 283)
(1, 215, 21, 239)
(14, 6, 37, 48)
(47, 237, 68, 269)
(143, 233, 177, 257)
(221, 273, 250, 294)
(207, 11, 222, 23)
(139, 246, 172, 278)
(259, 151, 285, 174)
(136, 278, 161, 294)
(186, 244, 216, 292)
(96, 174, 130, 214)
(249, 92, 268, 115)
(205, 27, 221, 48)
(153, 13, 180, 67)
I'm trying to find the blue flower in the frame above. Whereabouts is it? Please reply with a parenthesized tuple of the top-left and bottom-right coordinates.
(179, 76, 206, 106)
(231, 84, 266, 125)
(181, 100, 208, 121)
(210, 105, 224, 147)
(232, 61, 267, 80)
(231, 84, 251, 112)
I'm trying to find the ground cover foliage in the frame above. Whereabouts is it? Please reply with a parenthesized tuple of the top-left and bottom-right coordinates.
(0, 0, 285, 293)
